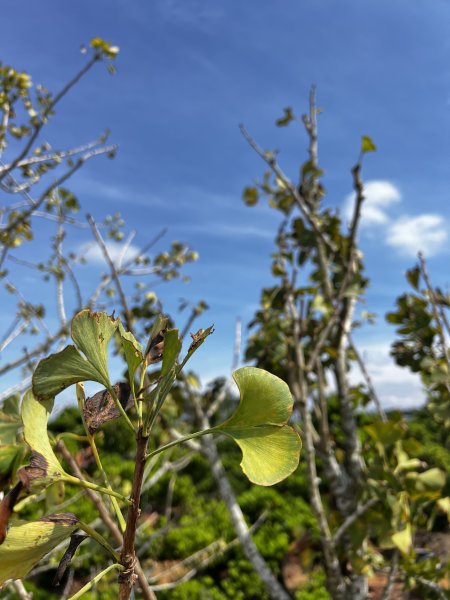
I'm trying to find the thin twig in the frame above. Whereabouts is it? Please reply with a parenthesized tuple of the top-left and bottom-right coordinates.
(87, 213, 133, 331)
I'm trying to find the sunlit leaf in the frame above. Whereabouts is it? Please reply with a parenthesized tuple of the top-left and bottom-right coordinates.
(243, 187, 259, 207)
(0, 513, 78, 584)
(213, 367, 301, 486)
(161, 329, 182, 377)
(18, 389, 66, 491)
(391, 523, 412, 555)
(416, 468, 445, 491)
(437, 496, 450, 520)
(361, 135, 376, 153)
(71, 310, 119, 385)
(118, 322, 143, 395)
(32, 345, 103, 401)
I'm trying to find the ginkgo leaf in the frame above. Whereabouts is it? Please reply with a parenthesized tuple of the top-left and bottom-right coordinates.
(0, 513, 78, 585)
(32, 310, 120, 401)
(160, 329, 182, 377)
(213, 367, 301, 486)
(32, 345, 104, 401)
(71, 310, 119, 384)
(18, 389, 67, 491)
(118, 322, 143, 395)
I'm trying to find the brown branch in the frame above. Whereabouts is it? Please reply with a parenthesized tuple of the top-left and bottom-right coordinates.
(119, 429, 150, 600)
(55, 440, 155, 600)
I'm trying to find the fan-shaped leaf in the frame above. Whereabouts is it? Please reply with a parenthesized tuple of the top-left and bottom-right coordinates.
(32, 310, 120, 400)
(32, 345, 103, 401)
(71, 310, 119, 385)
(213, 367, 301, 486)
(0, 513, 78, 585)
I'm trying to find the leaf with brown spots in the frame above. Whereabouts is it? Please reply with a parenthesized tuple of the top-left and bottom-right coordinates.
(0, 513, 78, 585)
(83, 382, 132, 434)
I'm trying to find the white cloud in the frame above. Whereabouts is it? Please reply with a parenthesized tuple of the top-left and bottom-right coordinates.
(385, 214, 448, 258)
(351, 340, 425, 410)
(79, 242, 140, 267)
(343, 180, 401, 225)
(343, 180, 447, 258)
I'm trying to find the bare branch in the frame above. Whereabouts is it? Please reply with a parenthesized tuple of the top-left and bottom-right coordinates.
(87, 213, 133, 331)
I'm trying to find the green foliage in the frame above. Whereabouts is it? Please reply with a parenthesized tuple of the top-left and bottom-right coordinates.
(387, 264, 450, 433)
(295, 570, 330, 599)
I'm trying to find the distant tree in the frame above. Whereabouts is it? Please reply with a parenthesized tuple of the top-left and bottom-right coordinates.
(242, 89, 449, 599)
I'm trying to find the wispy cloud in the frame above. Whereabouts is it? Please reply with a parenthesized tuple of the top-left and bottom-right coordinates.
(351, 339, 425, 409)
(385, 214, 448, 257)
(343, 179, 447, 258)
(78, 242, 140, 266)
(344, 180, 401, 225)
(154, 0, 224, 31)
(74, 178, 164, 207)
(174, 222, 273, 239)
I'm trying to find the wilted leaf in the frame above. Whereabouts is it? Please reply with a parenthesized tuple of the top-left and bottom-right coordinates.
(145, 315, 168, 364)
(0, 482, 23, 544)
(17, 390, 66, 491)
(0, 513, 78, 584)
(83, 382, 132, 434)
(213, 367, 301, 486)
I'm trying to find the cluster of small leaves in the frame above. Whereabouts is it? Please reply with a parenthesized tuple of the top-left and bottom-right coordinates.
(0, 309, 301, 590)
(244, 161, 367, 384)
(387, 265, 450, 432)
(0, 39, 118, 255)
(362, 417, 448, 559)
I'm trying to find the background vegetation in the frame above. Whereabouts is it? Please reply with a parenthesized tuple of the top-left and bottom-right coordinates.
(0, 40, 449, 599)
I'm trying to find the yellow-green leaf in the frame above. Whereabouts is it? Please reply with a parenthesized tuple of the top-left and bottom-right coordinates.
(213, 367, 301, 486)
(361, 135, 377, 153)
(118, 322, 143, 396)
(243, 187, 259, 207)
(0, 514, 78, 584)
(71, 310, 119, 386)
(391, 523, 412, 555)
(437, 497, 450, 520)
(161, 329, 182, 377)
(19, 389, 67, 490)
(32, 345, 103, 401)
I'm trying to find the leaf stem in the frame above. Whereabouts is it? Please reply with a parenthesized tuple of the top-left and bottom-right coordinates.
(63, 474, 132, 504)
(69, 563, 123, 600)
(77, 520, 120, 561)
(76, 383, 127, 530)
(145, 429, 214, 461)
(109, 384, 136, 434)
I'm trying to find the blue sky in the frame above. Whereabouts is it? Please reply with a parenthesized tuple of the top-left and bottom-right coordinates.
(2, 0, 450, 408)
